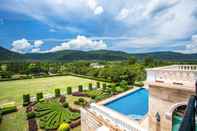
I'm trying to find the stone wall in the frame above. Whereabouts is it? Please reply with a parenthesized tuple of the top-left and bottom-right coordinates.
(148, 84, 195, 131)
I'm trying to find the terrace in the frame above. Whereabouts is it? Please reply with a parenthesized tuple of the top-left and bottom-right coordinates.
(146, 65, 197, 90)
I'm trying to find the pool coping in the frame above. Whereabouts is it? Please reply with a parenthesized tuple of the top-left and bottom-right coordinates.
(97, 87, 142, 105)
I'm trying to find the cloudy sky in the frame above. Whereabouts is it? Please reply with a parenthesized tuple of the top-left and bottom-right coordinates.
(0, 0, 197, 53)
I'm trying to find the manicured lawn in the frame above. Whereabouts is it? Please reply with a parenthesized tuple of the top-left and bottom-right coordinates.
(0, 75, 98, 105)
(0, 76, 100, 131)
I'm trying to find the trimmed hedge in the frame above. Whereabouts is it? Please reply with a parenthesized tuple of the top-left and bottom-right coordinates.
(36, 92, 43, 102)
(102, 83, 107, 90)
(67, 87, 72, 95)
(1, 106, 17, 114)
(63, 102, 69, 108)
(35, 100, 80, 130)
(78, 85, 83, 92)
(27, 112, 36, 120)
(88, 83, 93, 90)
(23, 94, 30, 106)
(0, 110, 2, 123)
(96, 82, 100, 88)
(55, 89, 61, 97)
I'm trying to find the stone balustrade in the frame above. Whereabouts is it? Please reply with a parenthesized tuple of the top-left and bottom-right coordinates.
(90, 103, 145, 131)
(146, 65, 197, 87)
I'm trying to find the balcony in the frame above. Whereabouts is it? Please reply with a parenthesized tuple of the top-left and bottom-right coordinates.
(146, 65, 197, 89)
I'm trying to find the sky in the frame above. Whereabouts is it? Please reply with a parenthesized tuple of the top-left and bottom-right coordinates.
(0, 0, 197, 53)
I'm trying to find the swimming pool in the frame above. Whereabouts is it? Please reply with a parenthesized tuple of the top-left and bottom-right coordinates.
(104, 88, 149, 119)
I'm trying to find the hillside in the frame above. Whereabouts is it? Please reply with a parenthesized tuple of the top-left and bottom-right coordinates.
(0, 46, 27, 61)
(0, 46, 196, 62)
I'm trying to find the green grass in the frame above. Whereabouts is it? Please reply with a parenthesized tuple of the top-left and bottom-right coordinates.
(0, 75, 99, 131)
(0, 75, 98, 105)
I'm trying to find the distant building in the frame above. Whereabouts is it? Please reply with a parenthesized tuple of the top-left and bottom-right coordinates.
(80, 65, 197, 131)
(90, 63, 104, 68)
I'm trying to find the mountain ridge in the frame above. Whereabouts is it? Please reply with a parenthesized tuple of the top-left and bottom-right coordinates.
(0, 46, 196, 62)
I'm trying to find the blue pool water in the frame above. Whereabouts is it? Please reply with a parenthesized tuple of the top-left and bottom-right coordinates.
(104, 88, 149, 119)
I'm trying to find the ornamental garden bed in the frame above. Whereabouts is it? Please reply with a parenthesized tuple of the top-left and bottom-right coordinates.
(33, 99, 80, 130)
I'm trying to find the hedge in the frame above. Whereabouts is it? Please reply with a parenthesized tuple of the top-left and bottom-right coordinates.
(23, 94, 30, 106)
(55, 89, 61, 97)
(78, 85, 83, 92)
(1, 106, 17, 114)
(96, 82, 100, 88)
(67, 87, 72, 95)
(27, 112, 36, 120)
(88, 83, 93, 90)
(102, 83, 107, 90)
(0, 110, 2, 123)
(36, 92, 43, 102)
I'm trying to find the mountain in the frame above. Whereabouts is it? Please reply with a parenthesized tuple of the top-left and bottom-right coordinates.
(0, 46, 27, 61)
(25, 50, 130, 61)
(133, 52, 197, 61)
(0, 46, 197, 62)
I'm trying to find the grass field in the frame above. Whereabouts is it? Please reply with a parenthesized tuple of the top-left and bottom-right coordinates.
(0, 75, 99, 131)
(0, 75, 98, 105)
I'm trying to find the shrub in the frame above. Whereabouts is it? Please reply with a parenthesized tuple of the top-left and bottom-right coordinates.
(74, 98, 88, 107)
(69, 119, 80, 129)
(27, 112, 36, 120)
(1, 106, 17, 114)
(72, 92, 87, 97)
(78, 98, 85, 103)
(58, 123, 70, 131)
(102, 83, 107, 90)
(120, 80, 128, 91)
(63, 102, 69, 108)
(67, 87, 72, 95)
(23, 94, 30, 106)
(36, 92, 43, 102)
(96, 82, 100, 88)
(88, 83, 93, 90)
(0, 110, 2, 123)
(55, 88, 61, 97)
(78, 85, 83, 92)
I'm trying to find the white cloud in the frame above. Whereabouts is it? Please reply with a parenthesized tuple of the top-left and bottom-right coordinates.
(94, 6, 104, 15)
(31, 48, 41, 53)
(86, 0, 104, 15)
(116, 8, 129, 20)
(11, 38, 32, 53)
(143, 0, 179, 17)
(34, 40, 44, 47)
(48, 35, 107, 52)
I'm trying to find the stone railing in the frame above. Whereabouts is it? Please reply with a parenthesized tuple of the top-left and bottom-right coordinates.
(146, 65, 197, 87)
(90, 103, 146, 131)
